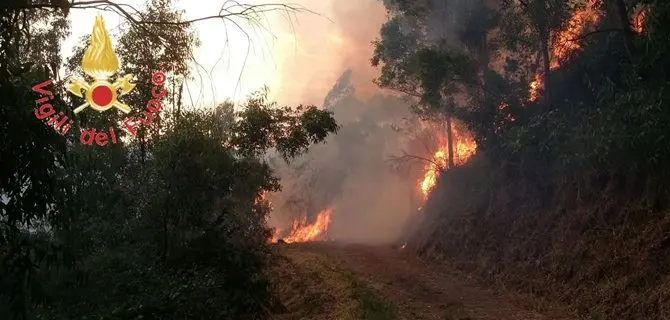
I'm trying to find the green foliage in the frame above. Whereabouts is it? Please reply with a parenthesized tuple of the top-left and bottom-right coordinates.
(412, 46, 475, 107)
(385, 0, 670, 318)
(21, 100, 335, 320)
(0, 7, 71, 319)
(0, 2, 339, 320)
(371, 16, 423, 100)
(232, 88, 339, 161)
(375, 0, 670, 179)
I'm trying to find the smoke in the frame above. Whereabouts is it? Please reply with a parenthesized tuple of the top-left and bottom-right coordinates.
(269, 70, 421, 244)
(267, 0, 390, 106)
(266, 0, 480, 244)
(259, 0, 428, 244)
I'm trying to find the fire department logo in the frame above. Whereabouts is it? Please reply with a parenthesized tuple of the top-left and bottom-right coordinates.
(31, 14, 166, 146)
(67, 15, 135, 114)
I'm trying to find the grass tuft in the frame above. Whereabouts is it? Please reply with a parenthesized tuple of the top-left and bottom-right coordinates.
(346, 271, 395, 320)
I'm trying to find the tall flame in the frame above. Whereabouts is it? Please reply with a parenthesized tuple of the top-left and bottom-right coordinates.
(550, 1, 602, 70)
(529, 73, 544, 102)
(420, 150, 446, 199)
(82, 15, 119, 79)
(283, 208, 332, 243)
(419, 126, 477, 199)
(528, 1, 601, 101)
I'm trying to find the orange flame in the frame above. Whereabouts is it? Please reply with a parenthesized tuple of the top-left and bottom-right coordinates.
(419, 126, 476, 199)
(270, 227, 281, 243)
(420, 149, 446, 199)
(255, 191, 268, 205)
(529, 73, 544, 102)
(632, 8, 648, 33)
(529, 1, 602, 101)
(551, 1, 602, 70)
(283, 208, 332, 243)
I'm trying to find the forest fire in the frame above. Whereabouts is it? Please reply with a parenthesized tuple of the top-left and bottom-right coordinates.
(420, 149, 446, 199)
(270, 228, 281, 243)
(529, 1, 601, 101)
(419, 126, 477, 199)
(528, 73, 544, 102)
(550, 1, 602, 70)
(282, 208, 333, 243)
(632, 8, 648, 33)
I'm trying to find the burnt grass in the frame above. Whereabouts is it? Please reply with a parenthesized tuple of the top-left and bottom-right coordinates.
(410, 155, 670, 319)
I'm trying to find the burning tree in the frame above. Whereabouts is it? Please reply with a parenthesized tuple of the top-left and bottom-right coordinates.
(374, 0, 670, 317)
(390, 119, 477, 203)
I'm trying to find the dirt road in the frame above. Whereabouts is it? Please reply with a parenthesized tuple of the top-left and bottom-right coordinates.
(270, 242, 575, 320)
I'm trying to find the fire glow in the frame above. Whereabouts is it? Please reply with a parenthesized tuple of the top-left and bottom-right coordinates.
(632, 8, 648, 33)
(550, 1, 602, 70)
(282, 208, 333, 243)
(528, 73, 544, 102)
(529, 1, 602, 101)
(419, 126, 477, 199)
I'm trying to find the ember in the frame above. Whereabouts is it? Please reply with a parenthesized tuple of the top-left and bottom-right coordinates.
(632, 8, 648, 33)
(529, 73, 543, 102)
(270, 227, 281, 244)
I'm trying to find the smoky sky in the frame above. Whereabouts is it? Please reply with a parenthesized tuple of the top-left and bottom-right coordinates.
(268, 0, 390, 106)
(269, 70, 421, 244)
(267, 0, 482, 244)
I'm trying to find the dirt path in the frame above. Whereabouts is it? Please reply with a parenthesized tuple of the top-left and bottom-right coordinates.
(271, 242, 575, 320)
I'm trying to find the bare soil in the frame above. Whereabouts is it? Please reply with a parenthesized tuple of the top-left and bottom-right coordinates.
(270, 242, 576, 320)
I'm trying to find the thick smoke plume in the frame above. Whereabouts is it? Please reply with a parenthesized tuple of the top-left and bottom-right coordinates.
(266, 0, 479, 244)
(269, 70, 422, 244)
(267, 0, 391, 106)
(266, 0, 428, 244)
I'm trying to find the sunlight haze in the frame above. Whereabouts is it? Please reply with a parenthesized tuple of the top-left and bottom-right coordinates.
(61, 0, 386, 108)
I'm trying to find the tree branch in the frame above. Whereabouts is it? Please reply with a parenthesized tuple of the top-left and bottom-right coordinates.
(3, 1, 315, 27)
(564, 28, 624, 42)
(388, 151, 445, 169)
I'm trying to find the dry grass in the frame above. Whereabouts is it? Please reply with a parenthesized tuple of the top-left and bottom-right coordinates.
(268, 244, 396, 320)
(413, 159, 670, 319)
(441, 302, 475, 320)
(346, 271, 395, 320)
(269, 246, 358, 319)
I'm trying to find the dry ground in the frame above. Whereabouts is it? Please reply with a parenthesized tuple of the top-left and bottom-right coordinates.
(269, 242, 576, 320)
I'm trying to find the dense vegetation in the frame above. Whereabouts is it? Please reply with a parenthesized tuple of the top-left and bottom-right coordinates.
(373, 0, 670, 318)
(0, 1, 337, 319)
(3, 0, 670, 318)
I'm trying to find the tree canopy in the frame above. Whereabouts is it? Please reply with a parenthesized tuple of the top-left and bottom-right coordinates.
(0, 1, 337, 319)
(379, 1, 670, 318)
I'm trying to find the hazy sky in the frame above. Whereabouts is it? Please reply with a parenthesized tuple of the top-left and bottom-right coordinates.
(61, 0, 387, 107)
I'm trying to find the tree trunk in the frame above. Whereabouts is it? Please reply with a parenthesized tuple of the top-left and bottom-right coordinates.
(446, 106, 455, 168)
(614, 0, 634, 55)
(176, 81, 183, 121)
(540, 31, 551, 106)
